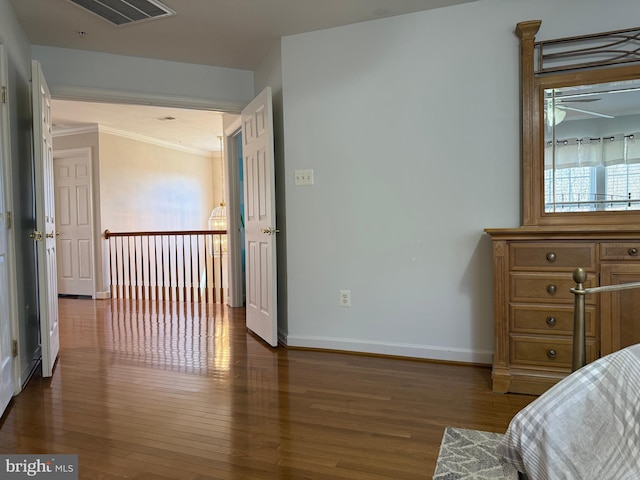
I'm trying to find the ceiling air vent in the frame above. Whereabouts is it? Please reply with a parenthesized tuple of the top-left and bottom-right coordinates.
(67, 0, 175, 26)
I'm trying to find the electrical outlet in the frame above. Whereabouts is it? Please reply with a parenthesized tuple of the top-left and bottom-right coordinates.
(294, 169, 314, 186)
(339, 289, 351, 307)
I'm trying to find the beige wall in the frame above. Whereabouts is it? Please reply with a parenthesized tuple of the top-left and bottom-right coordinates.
(98, 131, 217, 232)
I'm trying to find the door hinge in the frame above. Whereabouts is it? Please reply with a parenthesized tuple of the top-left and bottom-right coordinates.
(11, 340, 17, 358)
(1, 86, 6, 104)
(6, 212, 11, 229)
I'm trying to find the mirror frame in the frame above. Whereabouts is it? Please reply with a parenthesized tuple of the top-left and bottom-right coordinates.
(517, 20, 640, 226)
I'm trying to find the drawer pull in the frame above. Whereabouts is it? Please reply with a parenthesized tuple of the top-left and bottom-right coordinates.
(547, 349, 557, 359)
(546, 284, 557, 295)
(545, 252, 557, 263)
(546, 316, 557, 326)
(629, 247, 638, 256)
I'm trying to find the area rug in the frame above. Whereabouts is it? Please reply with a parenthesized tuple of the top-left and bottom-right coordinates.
(433, 427, 518, 480)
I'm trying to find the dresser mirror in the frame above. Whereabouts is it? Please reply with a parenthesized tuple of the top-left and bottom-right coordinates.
(517, 20, 640, 226)
(544, 79, 640, 213)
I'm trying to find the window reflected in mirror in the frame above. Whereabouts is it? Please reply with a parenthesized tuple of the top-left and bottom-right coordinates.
(544, 79, 640, 212)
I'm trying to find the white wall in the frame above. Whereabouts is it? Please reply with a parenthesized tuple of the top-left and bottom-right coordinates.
(280, 0, 640, 363)
(31, 45, 254, 112)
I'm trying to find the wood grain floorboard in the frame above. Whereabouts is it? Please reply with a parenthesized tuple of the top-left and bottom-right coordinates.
(0, 298, 536, 479)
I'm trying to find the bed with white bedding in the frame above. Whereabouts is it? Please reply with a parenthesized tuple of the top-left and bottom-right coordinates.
(497, 343, 640, 480)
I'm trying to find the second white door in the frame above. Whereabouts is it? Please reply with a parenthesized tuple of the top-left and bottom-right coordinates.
(242, 87, 278, 347)
(54, 148, 94, 297)
(32, 60, 59, 378)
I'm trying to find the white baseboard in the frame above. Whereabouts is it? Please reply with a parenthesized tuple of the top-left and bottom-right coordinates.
(282, 335, 493, 365)
(94, 290, 111, 300)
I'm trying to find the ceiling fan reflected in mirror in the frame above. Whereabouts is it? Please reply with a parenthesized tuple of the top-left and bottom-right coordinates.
(556, 98, 614, 119)
(545, 96, 614, 126)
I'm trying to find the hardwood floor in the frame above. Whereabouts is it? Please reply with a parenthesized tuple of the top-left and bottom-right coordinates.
(0, 298, 536, 479)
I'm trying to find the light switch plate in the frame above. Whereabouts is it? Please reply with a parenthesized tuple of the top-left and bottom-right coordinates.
(339, 290, 351, 307)
(294, 169, 314, 186)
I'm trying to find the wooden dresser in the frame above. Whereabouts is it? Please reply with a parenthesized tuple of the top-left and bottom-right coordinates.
(485, 227, 640, 395)
(490, 21, 640, 395)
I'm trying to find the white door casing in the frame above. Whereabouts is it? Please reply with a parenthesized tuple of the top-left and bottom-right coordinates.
(32, 60, 60, 378)
(242, 88, 278, 347)
(224, 118, 243, 309)
(54, 148, 94, 297)
(0, 40, 17, 414)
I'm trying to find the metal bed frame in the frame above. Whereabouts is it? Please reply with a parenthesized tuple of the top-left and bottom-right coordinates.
(570, 267, 640, 371)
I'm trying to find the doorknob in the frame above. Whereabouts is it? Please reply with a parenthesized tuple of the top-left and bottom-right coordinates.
(30, 231, 42, 241)
(261, 227, 280, 236)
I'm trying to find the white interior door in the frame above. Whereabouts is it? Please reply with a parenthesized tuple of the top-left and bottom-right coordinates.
(242, 87, 278, 347)
(0, 41, 16, 414)
(54, 148, 94, 297)
(32, 60, 59, 378)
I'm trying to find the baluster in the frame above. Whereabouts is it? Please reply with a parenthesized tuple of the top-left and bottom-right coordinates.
(151, 235, 158, 301)
(133, 235, 139, 300)
(188, 235, 195, 303)
(172, 234, 177, 302)
(129, 235, 135, 299)
(167, 234, 172, 302)
(119, 235, 126, 299)
(196, 234, 202, 303)
(181, 233, 187, 302)
(160, 235, 166, 301)
(205, 231, 211, 304)
(219, 232, 222, 304)
(117, 236, 123, 299)
(145, 235, 151, 300)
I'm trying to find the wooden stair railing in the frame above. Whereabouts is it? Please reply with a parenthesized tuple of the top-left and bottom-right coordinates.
(104, 229, 227, 303)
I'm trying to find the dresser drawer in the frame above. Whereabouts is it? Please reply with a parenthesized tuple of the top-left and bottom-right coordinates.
(510, 335, 598, 368)
(600, 242, 640, 260)
(510, 304, 596, 336)
(510, 272, 597, 304)
(510, 243, 596, 270)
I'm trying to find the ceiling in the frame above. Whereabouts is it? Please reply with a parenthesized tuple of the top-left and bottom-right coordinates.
(10, 0, 475, 71)
(11, 0, 476, 152)
(52, 99, 227, 153)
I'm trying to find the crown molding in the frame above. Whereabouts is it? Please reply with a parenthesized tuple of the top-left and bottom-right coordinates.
(53, 124, 213, 157)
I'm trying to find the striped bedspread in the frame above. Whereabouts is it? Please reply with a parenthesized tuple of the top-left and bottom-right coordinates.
(497, 343, 640, 480)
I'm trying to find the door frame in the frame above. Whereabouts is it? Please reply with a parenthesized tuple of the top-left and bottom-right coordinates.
(53, 146, 96, 298)
(49, 87, 245, 305)
(224, 118, 244, 308)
